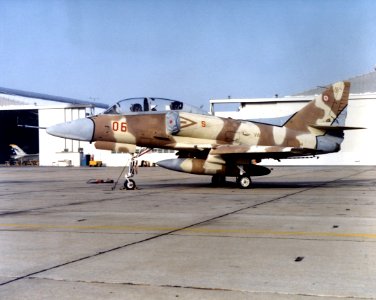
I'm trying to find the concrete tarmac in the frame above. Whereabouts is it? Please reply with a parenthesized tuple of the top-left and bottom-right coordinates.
(0, 166, 375, 299)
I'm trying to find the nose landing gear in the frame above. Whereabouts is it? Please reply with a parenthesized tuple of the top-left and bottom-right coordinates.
(123, 157, 138, 190)
(123, 148, 152, 190)
(112, 148, 152, 190)
(236, 165, 252, 189)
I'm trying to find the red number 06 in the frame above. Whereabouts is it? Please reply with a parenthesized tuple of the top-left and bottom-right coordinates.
(112, 121, 127, 132)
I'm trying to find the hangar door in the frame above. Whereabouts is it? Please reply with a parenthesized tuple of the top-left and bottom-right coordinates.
(0, 110, 39, 164)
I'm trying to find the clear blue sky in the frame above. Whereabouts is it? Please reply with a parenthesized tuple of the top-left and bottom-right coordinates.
(1, 0, 375, 109)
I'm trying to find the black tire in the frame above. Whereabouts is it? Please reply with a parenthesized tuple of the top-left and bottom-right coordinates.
(237, 174, 252, 189)
(211, 175, 226, 186)
(124, 179, 136, 190)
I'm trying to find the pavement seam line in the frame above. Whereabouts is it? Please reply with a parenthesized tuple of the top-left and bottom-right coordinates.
(25, 277, 374, 299)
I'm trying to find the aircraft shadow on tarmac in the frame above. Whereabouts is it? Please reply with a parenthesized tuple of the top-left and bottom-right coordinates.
(138, 178, 374, 190)
(249, 179, 374, 189)
(138, 181, 324, 190)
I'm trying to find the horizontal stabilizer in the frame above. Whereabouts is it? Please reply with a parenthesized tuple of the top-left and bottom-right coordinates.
(309, 125, 365, 131)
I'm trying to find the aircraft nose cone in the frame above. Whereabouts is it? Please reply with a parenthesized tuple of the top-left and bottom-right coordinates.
(47, 118, 94, 141)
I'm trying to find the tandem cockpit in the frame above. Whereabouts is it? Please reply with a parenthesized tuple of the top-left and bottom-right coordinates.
(104, 97, 207, 115)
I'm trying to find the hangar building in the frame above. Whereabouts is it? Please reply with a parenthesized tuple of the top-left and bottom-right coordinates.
(0, 87, 110, 166)
(210, 72, 376, 165)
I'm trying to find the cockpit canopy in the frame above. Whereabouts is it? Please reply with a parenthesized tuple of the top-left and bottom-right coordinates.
(104, 97, 207, 115)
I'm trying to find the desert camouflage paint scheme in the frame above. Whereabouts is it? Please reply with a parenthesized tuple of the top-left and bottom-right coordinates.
(47, 81, 357, 188)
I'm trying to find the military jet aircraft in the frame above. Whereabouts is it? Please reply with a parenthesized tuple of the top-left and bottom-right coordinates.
(47, 81, 360, 189)
(9, 144, 39, 165)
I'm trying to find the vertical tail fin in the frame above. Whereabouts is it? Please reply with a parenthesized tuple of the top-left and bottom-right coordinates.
(9, 144, 26, 157)
(284, 81, 350, 132)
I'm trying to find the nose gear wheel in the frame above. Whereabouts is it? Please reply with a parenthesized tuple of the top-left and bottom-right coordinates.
(124, 178, 136, 190)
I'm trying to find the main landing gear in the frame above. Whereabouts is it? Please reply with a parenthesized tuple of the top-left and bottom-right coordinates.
(236, 174, 252, 189)
(210, 172, 253, 189)
(211, 173, 252, 188)
(236, 165, 252, 189)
